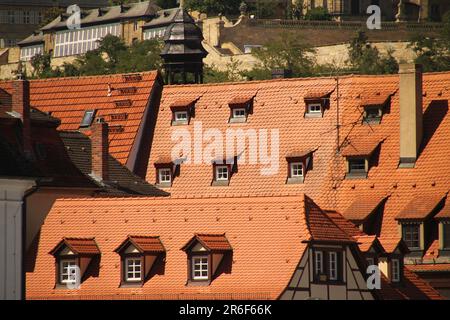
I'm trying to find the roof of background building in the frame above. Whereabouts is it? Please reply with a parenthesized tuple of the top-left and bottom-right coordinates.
(0, 71, 161, 167)
(40, 1, 159, 32)
(0, 1, 109, 8)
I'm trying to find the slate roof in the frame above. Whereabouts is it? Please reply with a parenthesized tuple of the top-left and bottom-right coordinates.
(59, 130, 167, 196)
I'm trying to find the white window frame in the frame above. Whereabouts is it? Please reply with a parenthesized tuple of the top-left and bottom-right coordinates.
(174, 111, 188, 122)
(158, 167, 172, 184)
(329, 251, 338, 280)
(215, 165, 229, 181)
(391, 259, 400, 282)
(314, 250, 323, 276)
(60, 259, 78, 284)
(307, 103, 322, 114)
(125, 257, 142, 282)
(232, 107, 246, 118)
(192, 255, 209, 281)
(290, 162, 304, 178)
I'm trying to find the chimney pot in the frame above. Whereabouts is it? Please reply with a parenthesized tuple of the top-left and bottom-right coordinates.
(399, 63, 423, 168)
(91, 120, 109, 181)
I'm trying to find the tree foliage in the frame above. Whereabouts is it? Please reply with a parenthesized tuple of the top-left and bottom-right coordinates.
(184, 0, 241, 15)
(347, 31, 399, 74)
(39, 7, 64, 28)
(409, 12, 450, 72)
(304, 6, 331, 21)
(31, 35, 163, 79)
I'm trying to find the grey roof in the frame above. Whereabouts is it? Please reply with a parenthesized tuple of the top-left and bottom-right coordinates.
(18, 33, 44, 46)
(41, 1, 160, 32)
(142, 8, 179, 29)
(0, 0, 109, 8)
(59, 131, 168, 197)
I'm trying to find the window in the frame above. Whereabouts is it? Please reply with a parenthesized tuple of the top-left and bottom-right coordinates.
(364, 106, 382, 123)
(391, 259, 400, 282)
(329, 252, 338, 280)
(232, 108, 246, 118)
(60, 259, 78, 284)
(402, 224, 420, 249)
(175, 111, 188, 121)
(349, 158, 366, 173)
(290, 162, 303, 178)
(216, 166, 229, 181)
(125, 257, 142, 282)
(314, 251, 323, 276)
(444, 223, 450, 249)
(192, 256, 209, 280)
(158, 168, 172, 184)
(307, 103, 322, 114)
(80, 110, 96, 128)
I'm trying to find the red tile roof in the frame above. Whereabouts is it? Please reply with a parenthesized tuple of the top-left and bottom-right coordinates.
(26, 194, 311, 300)
(115, 236, 165, 253)
(50, 238, 100, 256)
(378, 237, 409, 254)
(342, 194, 388, 222)
(182, 234, 232, 252)
(360, 91, 395, 106)
(435, 196, 450, 219)
(0, 71, 160, 167)
(396, 193, 448, 220)
(407, 264, 450, 273)
(354, 235, 378, 253)
(341, 135, 384, 157)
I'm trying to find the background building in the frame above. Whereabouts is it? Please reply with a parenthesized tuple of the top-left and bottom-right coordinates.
(0, 0, 109, 48)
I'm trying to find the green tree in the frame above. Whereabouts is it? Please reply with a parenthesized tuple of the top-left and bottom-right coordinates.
(250, 31, 316, 78)
(184, 0, 241, 15)
(304, 6, 331, 21)
(409, 12, 450, 72)
(155, 0, 178, 9)
(347, 31, 399, 74)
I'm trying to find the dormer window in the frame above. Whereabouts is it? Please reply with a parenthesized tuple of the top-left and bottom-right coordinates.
(307, 103, 322, 114)
(170, 98, 198, 126)
(228, 95, 254, 123)
(216, 165, 229, 181)
(342, 137, 384, 179)
(285, 149, 315, 184)
(378, 238, 408, 284)
(212, 158, 237, 186)
(154, 157, 176, 187)
(361, 92, 392, 124)
(364, 106, 382, 123)
(181, 234, 233, 285)
(402, 223, 420, 250)
(174, 111, 188, 122)
(49, 237, 101, 287)
(313, 249, 342, 283)
(115, 236, 166, 287)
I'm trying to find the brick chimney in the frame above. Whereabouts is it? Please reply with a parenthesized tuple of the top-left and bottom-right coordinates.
(399, 64, 423, 168)
(91, 118, 109, 181)
(12, 79, 32, 156)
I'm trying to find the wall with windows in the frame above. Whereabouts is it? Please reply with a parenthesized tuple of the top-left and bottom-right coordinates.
(279, 244, 374, 300)
(53, 23, 121, 57)
(19, 44, 43, 61)
(143, 27, 167, 40)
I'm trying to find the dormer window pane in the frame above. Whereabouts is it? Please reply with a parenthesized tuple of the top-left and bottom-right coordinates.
(216, 166, 229, 181)
(391, 259, 400, 282)
(329, 252, 338, 280)
(349, 158, 366, 172)
(80, 110, 96, 128)
(175, 111, 188, 121)
(402, 224, 420, 249)
(192, 256, 209, 280)
(60, 259, 78, 284)
(232, 108, 246, 118)
(158, 168, 172, 183)
(290, 162, 303, 178)
(308, 103, 322, 114)
(314, 251, 323, 276)
(365, 107, 382, 122)
(125, 258, 142, 282)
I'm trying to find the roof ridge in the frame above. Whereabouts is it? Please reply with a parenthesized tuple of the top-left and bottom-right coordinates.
(27, 70, 158, 83)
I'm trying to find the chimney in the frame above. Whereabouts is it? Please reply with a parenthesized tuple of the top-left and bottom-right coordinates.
(399, 63, 423, 168)
(91, 118, 109, 181)
(12, 79, 32, 156)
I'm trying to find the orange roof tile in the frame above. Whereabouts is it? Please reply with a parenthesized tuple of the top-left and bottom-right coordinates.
(341, 134, 384, 157)
(343, 194, 388, 222)
(354, 235, 378, 252)
(0, 71, 161, 168)
(50, 238, 100, 256)
(435, 196, 450, 219)
(26, 194, 310, 300)
(115, 236, 165, 253)
(360, 91, 395, 106)
(396, 193, 447, 220)
(182, 234, 232, 252)
(378, 237, 409, 254)
(406, 264, 450, 273)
